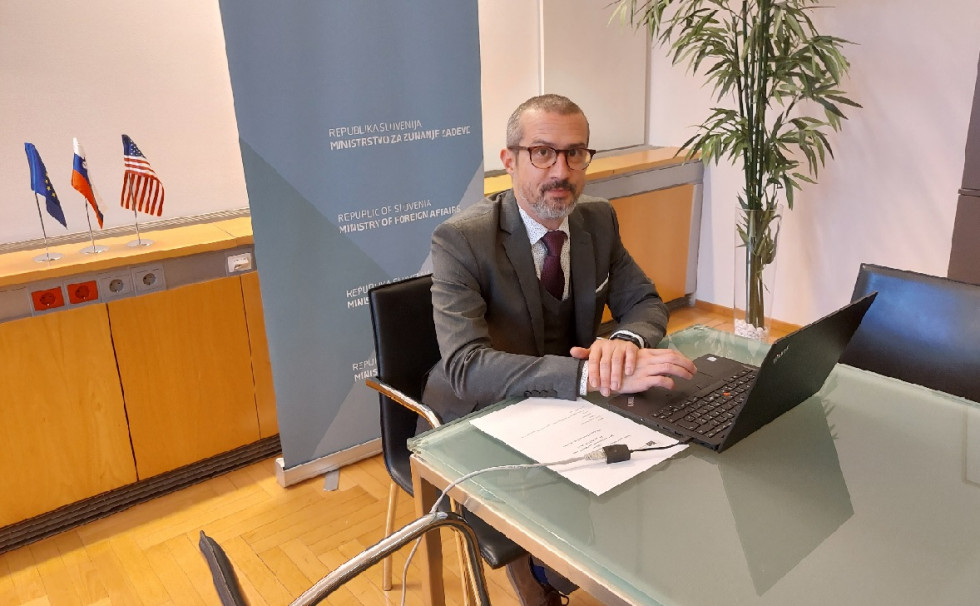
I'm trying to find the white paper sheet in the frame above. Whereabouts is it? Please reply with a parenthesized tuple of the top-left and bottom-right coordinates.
(470, 398, 687, 495)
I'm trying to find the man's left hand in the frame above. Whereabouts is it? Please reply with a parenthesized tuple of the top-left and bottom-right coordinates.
(570, 338, 697, 397)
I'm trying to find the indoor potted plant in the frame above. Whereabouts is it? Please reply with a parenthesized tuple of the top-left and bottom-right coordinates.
(614, 0, 860, 339)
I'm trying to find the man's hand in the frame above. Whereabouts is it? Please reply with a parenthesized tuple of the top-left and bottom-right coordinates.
(570, 339, 697, 397)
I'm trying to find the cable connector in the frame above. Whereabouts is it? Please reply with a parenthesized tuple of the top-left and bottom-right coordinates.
(585, 444, 632, 463)
(586, 439, 691, 464)
(601, 444, 632, 463)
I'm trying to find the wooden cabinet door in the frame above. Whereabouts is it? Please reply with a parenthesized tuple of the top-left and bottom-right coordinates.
(241, 271, 278, 437)
(0, 304, 136, 526)
(109, 276, 260, 478)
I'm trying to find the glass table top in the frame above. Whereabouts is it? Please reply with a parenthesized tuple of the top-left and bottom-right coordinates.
(410, 326, 980, 605)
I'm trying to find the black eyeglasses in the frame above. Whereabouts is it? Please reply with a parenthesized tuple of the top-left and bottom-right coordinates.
(510, 145, 597, 170)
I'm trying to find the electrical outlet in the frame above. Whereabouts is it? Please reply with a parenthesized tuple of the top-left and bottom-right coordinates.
(227, 252, 253, 274)
(30, 285, 66, 313)
(66, 279, 100, 304)
(98, 272, 134, 300)
(133, 265, 167, 293)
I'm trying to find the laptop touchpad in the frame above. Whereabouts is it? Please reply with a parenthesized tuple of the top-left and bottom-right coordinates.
(675, 356, 745, 392)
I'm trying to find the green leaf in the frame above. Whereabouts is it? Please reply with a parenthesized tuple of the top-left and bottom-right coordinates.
(614, 0, 857, 215)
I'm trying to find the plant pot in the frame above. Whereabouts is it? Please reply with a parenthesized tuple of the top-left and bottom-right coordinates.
(734, 207, 782, 341)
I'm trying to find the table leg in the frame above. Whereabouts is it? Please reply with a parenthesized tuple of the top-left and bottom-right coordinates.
(412, 457, 446, 606)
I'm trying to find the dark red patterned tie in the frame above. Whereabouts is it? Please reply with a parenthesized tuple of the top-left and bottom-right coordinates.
(540, 230, 567, 300)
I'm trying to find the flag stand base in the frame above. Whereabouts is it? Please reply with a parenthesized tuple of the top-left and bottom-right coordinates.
(127, 239, 153, 248)
(80, 245, 109, 255)
(33, 252, 63, 263)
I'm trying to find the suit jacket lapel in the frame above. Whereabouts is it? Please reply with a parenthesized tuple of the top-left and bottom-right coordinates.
(569, 210, 597, 346)
(500, 192, 546, 353)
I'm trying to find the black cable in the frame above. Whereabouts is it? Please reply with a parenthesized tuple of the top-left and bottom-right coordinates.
(630, 439, 691, 454)
(596, 440, 689, 463)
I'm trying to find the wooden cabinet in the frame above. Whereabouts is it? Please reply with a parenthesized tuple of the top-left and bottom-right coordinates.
(0, 305, 137, 526)
(0, 219, 279, 533)
(610, 184, 695, 303)
(0, 269, 277, 534)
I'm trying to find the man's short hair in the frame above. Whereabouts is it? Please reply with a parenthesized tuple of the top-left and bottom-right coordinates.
(505, 94, 590, 148)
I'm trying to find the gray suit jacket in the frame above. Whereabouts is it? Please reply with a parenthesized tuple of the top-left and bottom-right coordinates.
(423, 190, 669, 423)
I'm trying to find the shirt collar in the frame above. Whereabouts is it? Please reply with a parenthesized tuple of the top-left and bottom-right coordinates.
(517, 205, 570, 245)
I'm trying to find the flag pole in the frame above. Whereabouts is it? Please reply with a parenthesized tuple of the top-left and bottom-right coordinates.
(126, 180, 153, 248)
(79, 199, 109, 254)
(32, 192, 63, 262)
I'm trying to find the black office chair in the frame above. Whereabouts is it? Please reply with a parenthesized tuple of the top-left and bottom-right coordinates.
(199, 511, 491, 606)
(839, 263, 980, 402)
(366, 274, 524, 592)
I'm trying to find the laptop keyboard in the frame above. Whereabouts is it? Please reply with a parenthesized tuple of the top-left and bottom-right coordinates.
(652, 368, 758, 439)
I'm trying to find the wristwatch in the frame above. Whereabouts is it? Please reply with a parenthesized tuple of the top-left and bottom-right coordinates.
(610, 332, 643, 348)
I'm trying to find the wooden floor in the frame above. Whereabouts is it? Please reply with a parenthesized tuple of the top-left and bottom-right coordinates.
(0, 305, 792, 606)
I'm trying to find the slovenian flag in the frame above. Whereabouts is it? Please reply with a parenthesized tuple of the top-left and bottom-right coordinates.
(71, 138, 105, 228)
(25, 142, 68, 228)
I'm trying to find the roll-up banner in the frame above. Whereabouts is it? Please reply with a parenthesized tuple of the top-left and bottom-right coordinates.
(218, 2, 484, 478)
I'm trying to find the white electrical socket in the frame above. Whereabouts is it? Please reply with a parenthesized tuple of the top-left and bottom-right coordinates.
(98, 272, 133, 299)
(133, 265, 166, 293)
(227, 252, 253, 273)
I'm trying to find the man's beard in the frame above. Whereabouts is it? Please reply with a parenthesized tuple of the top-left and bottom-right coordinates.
(528, 179, 579, 220)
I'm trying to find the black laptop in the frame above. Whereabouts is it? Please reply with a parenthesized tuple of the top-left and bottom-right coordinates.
(603, 293, 877, 452)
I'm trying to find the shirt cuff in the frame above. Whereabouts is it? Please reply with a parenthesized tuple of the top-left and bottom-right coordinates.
(610, 330, 645, 349)
(579, 361, 590, 396)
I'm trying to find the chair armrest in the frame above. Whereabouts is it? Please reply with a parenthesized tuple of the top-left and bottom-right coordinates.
(289, 511, 490, 606)
(365, 377, 443, 429)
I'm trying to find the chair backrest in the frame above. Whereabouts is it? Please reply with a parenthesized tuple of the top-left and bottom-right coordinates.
(839, 263, 980, 402)
(199, 531, 248, 606)
(368, 274, 441, 493)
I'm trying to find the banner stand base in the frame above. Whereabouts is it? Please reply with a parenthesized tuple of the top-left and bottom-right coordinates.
(275, 438, 381, 487)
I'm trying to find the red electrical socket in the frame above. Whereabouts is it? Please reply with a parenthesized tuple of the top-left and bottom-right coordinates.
(31, 286, 66, 311)
(66, 280, 99, 304)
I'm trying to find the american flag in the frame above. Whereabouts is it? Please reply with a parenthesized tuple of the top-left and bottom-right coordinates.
(120, 134, 164, 217)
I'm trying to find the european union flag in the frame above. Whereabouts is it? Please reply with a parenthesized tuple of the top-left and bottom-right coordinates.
(25, 142, 68, 228)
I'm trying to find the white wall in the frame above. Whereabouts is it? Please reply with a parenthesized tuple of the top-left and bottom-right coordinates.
(478, 0, 648, 171)
(646, 0, 980, 326)
(10, 0, 968, 328)
(1, 0, 645, 245)
(478, 0, 540, 171)
(0, 1, 248, 245)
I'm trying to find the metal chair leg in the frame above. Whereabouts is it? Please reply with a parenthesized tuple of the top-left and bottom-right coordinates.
(451, 502, 476, 606)
(384, 481, 473, 605)
(381, 481, 399, 590)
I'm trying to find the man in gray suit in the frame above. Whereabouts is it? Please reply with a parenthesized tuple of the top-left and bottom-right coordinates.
(424, 94, 696, 605)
